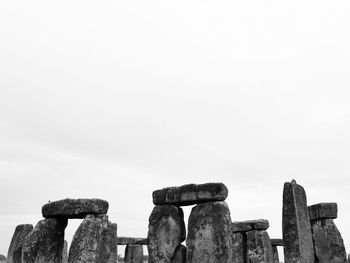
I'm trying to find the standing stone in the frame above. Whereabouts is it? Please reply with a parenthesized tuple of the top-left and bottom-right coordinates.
(187, 201, 233, 263)
(124, 244, 143, 263)
(172, 245, 186, 263)
(68, 214, 117, 263)
(231, 232, 246, 263)
(311, 218, 346, 263)
(62, 240, 68, 263)
(282, 180, 314, 263)
(22, 218, 67, 263)
(272, 246, 279, 263)
(7, 224, 33, 263)
(148, 205, 186, 263)
(246, 230, 273, 263)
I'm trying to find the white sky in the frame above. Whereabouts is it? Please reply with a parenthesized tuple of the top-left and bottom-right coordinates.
(1, 0, 350, 259)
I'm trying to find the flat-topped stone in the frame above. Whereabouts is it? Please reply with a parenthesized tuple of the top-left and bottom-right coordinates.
(117, 237, 148, 245)
(308, 203, 338, 221)
(153, 182, 228, 206)
(232, 219, 269, 232)
(42, 198, 109, 219)
(270, 238, 284, 246)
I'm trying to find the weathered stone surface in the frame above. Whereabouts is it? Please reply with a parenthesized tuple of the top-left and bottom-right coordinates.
(148, 205, 185, 263)
(172, 245, 186, 263)
(272, 246, 279, 263)
(247, 230, 273, 263)
(22, 218, 67, 263)
(232, 219, 269, 232)
(68, 214, 117, 263)
(7, 224, 33, 263)
(117, 237, 147, 245)
(124, 244, 143, 263)
(232, 232, 246, 263)
(282, 180, 314, 263)
(42, 198, 109, 219)
(311, 218, 346, 263)
(0, 254, 6, 261)
(153, 183, 228, 206)
(308, 202, 338, 221)
(62, 240, 68, 263)
(270, 238, 284, 247)
(187, 201, 233, 263)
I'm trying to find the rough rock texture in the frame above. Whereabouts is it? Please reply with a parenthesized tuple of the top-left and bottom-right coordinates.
(311, 218, 346, 263)
(232, 232, 246, 263)
(232, 219, 269, 232)
(124, 244, 143, 263)
(246, 230, 273, 263)
(187, 201, 233, 263)
(308, 203, 338, 221)
(117, 237, 147, 245)
(7, 224, 33, 263)
(270, 238, 284, 247)
(272, 246, 279, 263)
(282, 180, 314, 263)
(42, 198, 109, 219)
(22, 218, 67, 263)
(68, 214, 117, 263)
(153, 183, 228, 206)
(62, 240, 68, 263)
(0, 254, 6, 261)
(147, 205, 186, 263)
(172, 245, 187, 263)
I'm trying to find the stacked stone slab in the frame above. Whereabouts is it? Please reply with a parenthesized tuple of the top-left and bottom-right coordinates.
(282, 180, 314, 263)
(117, 237, 147, 263)
(231, 219, 272, 263)
(270, 239, 284, 263)
(308, 203, 347, 263)
(7, 224, 33, 263)
(149, 182, 232, 263)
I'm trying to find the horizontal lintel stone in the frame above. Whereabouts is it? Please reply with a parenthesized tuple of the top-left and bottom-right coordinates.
(232, 219, 269, 233)
(117, 237, 148, 245)
(308, 203, 337, 221)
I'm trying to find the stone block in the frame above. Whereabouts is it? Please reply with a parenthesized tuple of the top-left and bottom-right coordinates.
(232, 219, 269, 232)
(117, 237, 147, 245)
(272, 246, 279, 263)
(308, 202, 338, 221)
(270, 238, 284, 247)
(172, 245, 186, 263)
(246, 230, 273, 263)
(232, 232, 246, 263)
(7, 224, 33, 263)
(125, 244, 143, 263)
(153, 183, 228, 206)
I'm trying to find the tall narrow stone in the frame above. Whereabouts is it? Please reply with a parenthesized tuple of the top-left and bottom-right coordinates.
(246, 230, 273, 263)
(172, 245, 186, 263)
(187, 201, 233, 263)
(22, 218, 67, 263)
(231, 232, 246, 263)
(68, 214, 117, 263)
(147, 205, 186, 263)
(124, 244, 143, 263)
(272, 246, 279, 263)
(282, 180, 314, 263)
(311, 218, 346, 263)
(7, 224, 33, 263)
(62, 240, 68, 263)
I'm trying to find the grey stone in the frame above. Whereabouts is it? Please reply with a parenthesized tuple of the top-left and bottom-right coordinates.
(153, 183, 228, 206)
(270, 238, 284, 247)
(42, 198, 109, 219)
(22, 218, 67, 263)
(62, 240, 68, 263)
(311, 218, 346, 263)
(308, 203, 338, 221)
(7, 224, 33, 263)
(117, 237, 147, 245)
(147, 205, 185, 263)
(232, 219, 269, 232)
(282, 180, 314, 263)
(187, 201, 233, 263)
(272, 246, 279, 263)
(232, 232, 246, 263)
(246, 230, 273, 263)
(172, 245, 186, 263)
(124, 244, 143, 263)
(68, 214, 117, 263)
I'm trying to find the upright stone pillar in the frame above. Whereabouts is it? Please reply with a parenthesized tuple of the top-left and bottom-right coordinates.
(246, 230, 273, 263)
(62, 240, 68, 263)
(7, 224, 33, 263)
(271, 239, 283, 263)
(68, 214, 117, 263)
(172, 245, 187, 263)
(231, 232, 246, 263)
(282, 180, 314, 263)
(308, 203, 346, 263)
(147, 205, 186, 263)
(22, 218, 67, 263)
(272, 246, 279, 263)
(187, 201, 233, 263)
(124, 244, 143, 263)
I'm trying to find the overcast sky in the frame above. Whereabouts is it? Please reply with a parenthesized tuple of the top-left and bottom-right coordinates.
(1, 0, 350, 259)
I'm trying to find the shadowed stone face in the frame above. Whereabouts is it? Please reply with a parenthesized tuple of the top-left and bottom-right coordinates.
(147, 205, 186, 263)
(7, 224, 33, 263)
(117, 237, 148, 245)
(42, 198, 109, 219)
(282, 181, 314, 263)
(186, 201, 233, 263)
(125, 244, 143, 263)
(232, 232, 246, 263)
(22, 218, 67, 263)
(172, 245, 186, 263)
(246, 230, 273, 263)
